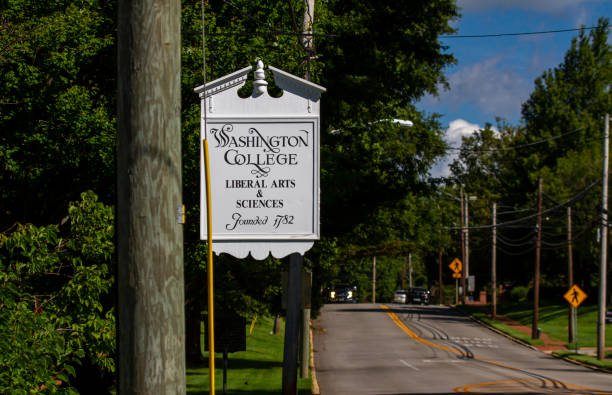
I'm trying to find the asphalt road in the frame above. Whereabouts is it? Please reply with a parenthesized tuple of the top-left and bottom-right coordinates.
(313, 303, 612, 394)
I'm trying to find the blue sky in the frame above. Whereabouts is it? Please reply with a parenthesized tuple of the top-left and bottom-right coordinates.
(421, 0, 612, 177)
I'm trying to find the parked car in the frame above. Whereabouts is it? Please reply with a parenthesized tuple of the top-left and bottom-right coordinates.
(328, 283, 357, 303)
(409, 286, 430, 305)
(393, 290, 408, 304)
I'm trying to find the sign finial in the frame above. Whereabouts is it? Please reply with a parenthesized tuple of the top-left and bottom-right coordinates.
(253, 59, 268, 96)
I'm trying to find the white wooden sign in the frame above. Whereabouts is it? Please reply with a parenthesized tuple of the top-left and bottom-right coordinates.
(195, 60, 326, 260)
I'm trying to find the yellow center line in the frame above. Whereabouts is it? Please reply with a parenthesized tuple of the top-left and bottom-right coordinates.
(380, 305, 611, 394)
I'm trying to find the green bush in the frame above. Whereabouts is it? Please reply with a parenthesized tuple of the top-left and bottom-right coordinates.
(509, 286, 530, 302)
(0, 191, 115, 393)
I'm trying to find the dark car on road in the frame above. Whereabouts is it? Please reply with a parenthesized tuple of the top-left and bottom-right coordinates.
(328, 283, 357, 303)
(409, 286, 430, 305)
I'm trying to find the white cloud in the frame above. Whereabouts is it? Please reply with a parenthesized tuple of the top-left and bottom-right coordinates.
(424, 56, 532, 122)
(430, 119, 483, 178)
(457, 0, 588, 14)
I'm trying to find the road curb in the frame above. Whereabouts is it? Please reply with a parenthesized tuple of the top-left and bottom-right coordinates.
(451, 305, 612, 374)
(310, 327, 320, 395)
(549, 352, 612, 374)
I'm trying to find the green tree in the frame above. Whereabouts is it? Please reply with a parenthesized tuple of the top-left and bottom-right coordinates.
(448, 19, 612, 294)
(513, 18, 610, 293)
(0, 191, 115, 393)
(0, 0, 116, 228)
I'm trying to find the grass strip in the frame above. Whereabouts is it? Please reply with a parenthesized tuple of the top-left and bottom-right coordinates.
(552, 351, 612, 371)
(499, 302, 609, 347)
(187, 315, 312, 394)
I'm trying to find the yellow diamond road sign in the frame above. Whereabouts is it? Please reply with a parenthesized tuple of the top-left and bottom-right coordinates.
(564, 284, 587, 308)
(449, 258, 462, 273)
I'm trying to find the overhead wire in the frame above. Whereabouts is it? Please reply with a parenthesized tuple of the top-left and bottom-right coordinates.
(498, 207, 536, 215)
(188, 3, 595, 40)
(497, 245, 536, 256)
(445, 127, 584, 153)
(448, 179, 600, 231)
(496, 231, 536, 244)
(497, 235, 535, 248)
(441, 26, 598, 39)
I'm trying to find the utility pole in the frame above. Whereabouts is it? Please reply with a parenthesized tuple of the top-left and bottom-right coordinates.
(373, 256, 376, 304)
(402, 256, 406, 290)
(117, 0, 185, 392)
(463, 192, 477, 302)
(295, 2, 315, 384)
(408, 253, 413, 289)
(439, 251, 443, 305)
(532, 177, 543, 339)
(465, 195, 470, 280)
(301, 0, 315, 81)
(492, 203, 497, 319)
(460, 188, 466, 304)
(568, 206, 575, 345)
(598, 113, 609, 360)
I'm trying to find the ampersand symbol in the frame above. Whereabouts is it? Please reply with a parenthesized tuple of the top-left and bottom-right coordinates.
(256, 190, 263, 198)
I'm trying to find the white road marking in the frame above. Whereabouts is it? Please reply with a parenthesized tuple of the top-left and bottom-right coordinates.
(422, 359, 464, 363)
(399, 359, 420, 370)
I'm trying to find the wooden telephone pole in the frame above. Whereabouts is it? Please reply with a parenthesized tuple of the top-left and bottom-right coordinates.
(598, 113, 609, 360)
(492, 203, 497, 319)
(372, 256, 377, 304)
(117, 0, 185, 392)
(568, 207, 575, 344)
(532, 178, 543, 339)
(439, 251, 443, 305)
(460, 188, 466, 304)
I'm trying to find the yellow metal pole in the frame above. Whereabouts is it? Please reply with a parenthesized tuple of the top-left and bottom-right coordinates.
(204, 139, 215, 395)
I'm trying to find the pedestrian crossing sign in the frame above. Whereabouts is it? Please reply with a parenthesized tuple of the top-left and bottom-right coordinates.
(449, 258, 462, 273)
(564, 284, 587, 308)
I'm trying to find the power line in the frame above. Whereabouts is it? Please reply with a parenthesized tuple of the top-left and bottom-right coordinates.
(441, 26, 598, 39)
(446, 127, 584, 153)
(498, 245, 536, 256)
(497, 235, 535, 248)
(183, 30, 336, 37)
(448, 179, 600, 230)
(497, 231, 535, 244)
(498, 207, 536, 215)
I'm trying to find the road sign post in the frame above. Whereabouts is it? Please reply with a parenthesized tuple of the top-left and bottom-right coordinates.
(449, 258, 462, 305)
(564, 284, 587, 352)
